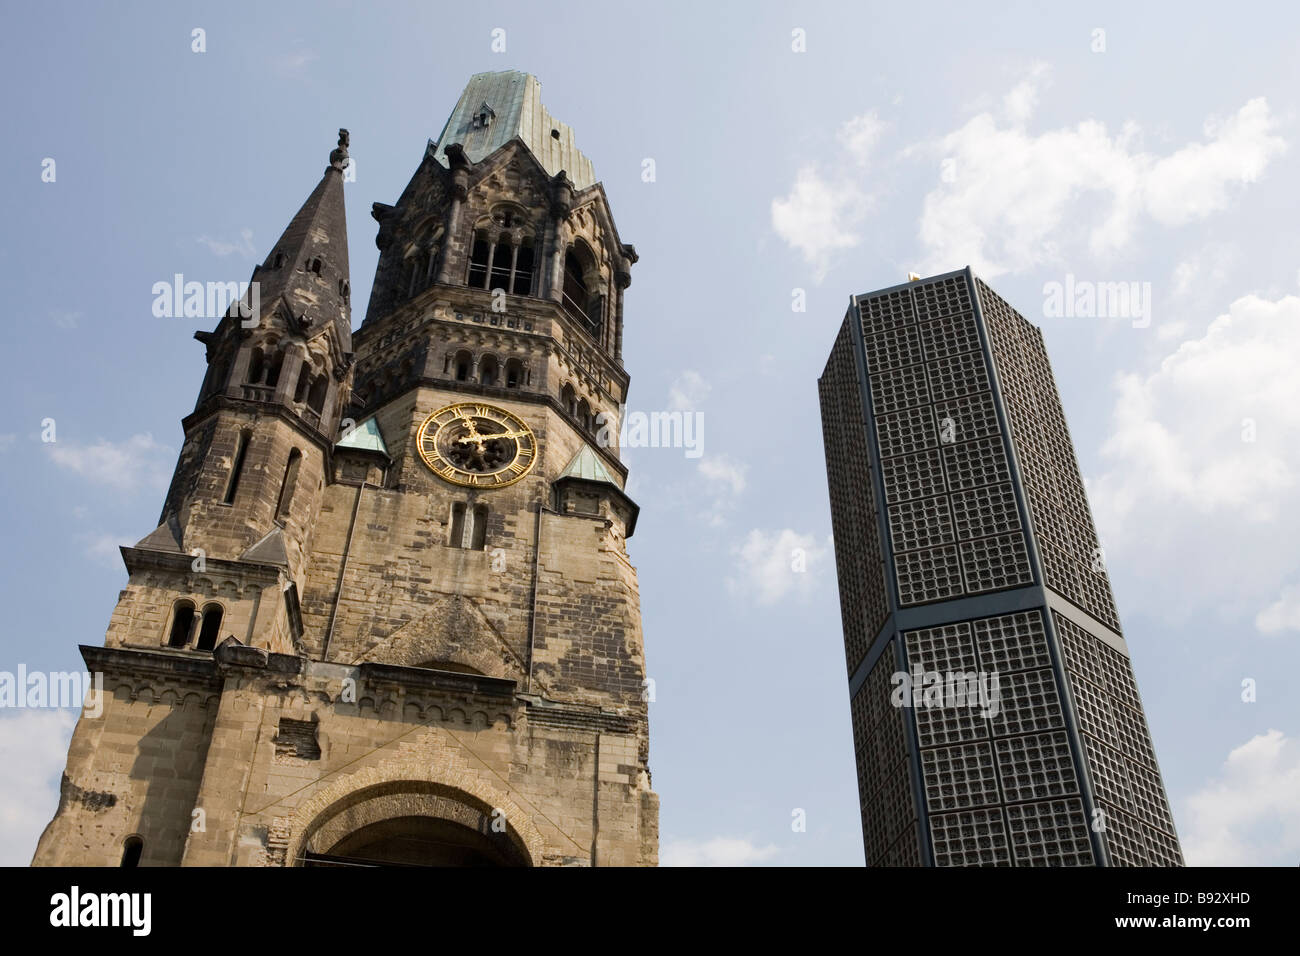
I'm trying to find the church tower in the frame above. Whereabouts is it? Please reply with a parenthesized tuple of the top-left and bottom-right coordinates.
(34, 72, 658, 867)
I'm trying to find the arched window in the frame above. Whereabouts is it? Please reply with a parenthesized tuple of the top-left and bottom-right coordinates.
(562, 248, 587, 307)
(490, 239, 513, 291)
(120, 836, 143, 868)
(246, 348, 264, 384)
(470, 504, 489, 549)
(272, 252, 285, 269)
(264, 351, 284, 389)
(561, 384, 577, 419)
(407, 256, 420, 296)
(196, 604, 222, 652)
(293, 362, 311, 403)
(309, 257, 323, 276)
(468, 232, 490, 288)
(167, 601, 196, 648)
(512, 240, 535, 295)
(479, 355, 498, 386)
(468, 227, 535, 295)
(307, 375, 328, 414)
(277, 449, 302, 518)
(339, 279, 350, 300)
(453, 350, 472, 382)
(563, 244, 603, 340)
(505, 358, 522, 389)
(449, 502, 466, 547)
(577, 399, 592, 432)
(224, 429, 252, 504)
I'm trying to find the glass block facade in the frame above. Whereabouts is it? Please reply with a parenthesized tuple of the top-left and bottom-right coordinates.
(819, 268, 1182, 867)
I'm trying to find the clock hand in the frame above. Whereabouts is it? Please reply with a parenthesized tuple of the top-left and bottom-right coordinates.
(456, 428, 528, 444)
(459, 416, 483, 441)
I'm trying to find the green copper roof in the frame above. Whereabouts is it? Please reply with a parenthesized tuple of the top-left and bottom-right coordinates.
(558, 444, 616, 485)
(336, 416, 388, 455)
(430, 71, 596, 190)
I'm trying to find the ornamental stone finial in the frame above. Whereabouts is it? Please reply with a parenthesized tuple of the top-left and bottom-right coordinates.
(330, 129, 351, 171)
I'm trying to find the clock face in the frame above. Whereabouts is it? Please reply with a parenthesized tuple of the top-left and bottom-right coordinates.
(416, 402, 538, 488)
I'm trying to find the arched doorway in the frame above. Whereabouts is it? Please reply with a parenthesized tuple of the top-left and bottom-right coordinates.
(292, 779, 535, 868)
(305, 815, 524, 867)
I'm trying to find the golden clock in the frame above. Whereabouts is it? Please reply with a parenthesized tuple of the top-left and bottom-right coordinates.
(416, 402, 538, 488)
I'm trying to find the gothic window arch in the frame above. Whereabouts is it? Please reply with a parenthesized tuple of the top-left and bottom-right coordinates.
(468, 230, 491, 288)
(277, 449, 302, 518)
(448, 501, 490, 549)
(479, 354, 499, 386)
(577, 398, 593, 432)
(470, 503, 489, 549)
(561, 383, 577, 418)
(293, 362, 312, 404)
(224, 428, 252, 504)
(453, 350, 473, 382)
(167, 600, 196, 648)
(246, 348, 265, 384)
(467, 209, 536, 296)
(307, 375, 328, 414)
(562, 240, 603, 340)
(264, 350, 284, 388)
(308, 257, 323, 276)
(196, 603, 223, 652)
(449, 502, 466, 547)
(505, 358, 523, 389)
(272, 252, 285, 269)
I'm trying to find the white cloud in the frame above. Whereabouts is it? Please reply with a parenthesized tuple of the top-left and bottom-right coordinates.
(1089, 292, 1300, 615)
(837, 111, 885, 166)
(699, 455, 747, 498)
(668, 370, 711, 412)
(1256, 584, 1300, 634)
(49, 310, 82, 329)
(771, 167, 869, 277)
(1180, 730, 1300, 866)
(1144, 99, 1284, 226)
(196, 228, 255, 258)
(661, 835, 779, 867)
(46, 433, 174, 492)
(771, 112, 883, 276)
(1002, 62, 1049, 125)
(727, 528, 827, 605)
(916, 68, 1284, 276)
(0, 434, 15, 453)
(0, 710, 76, 866)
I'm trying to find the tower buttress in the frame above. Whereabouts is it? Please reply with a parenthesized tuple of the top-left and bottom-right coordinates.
(122, 132, 355, 655)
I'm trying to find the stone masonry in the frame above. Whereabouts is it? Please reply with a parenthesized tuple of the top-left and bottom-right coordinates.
(33, 71, 658, 867)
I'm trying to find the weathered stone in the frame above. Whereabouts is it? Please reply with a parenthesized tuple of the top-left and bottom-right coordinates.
(33, 72, 657, 868)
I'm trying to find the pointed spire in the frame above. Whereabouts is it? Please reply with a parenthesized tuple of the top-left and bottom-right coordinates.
(253, 130, 353, 349)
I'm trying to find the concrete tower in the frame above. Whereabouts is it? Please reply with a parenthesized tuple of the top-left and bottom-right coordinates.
(35, 72, 657, 867)
(819, 268, 1181, 867)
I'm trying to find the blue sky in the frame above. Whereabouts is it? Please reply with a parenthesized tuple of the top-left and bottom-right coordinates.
(1, 0, 1298, 866)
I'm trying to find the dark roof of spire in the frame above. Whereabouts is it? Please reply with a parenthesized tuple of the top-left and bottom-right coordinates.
(256, 135, 352, 349)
